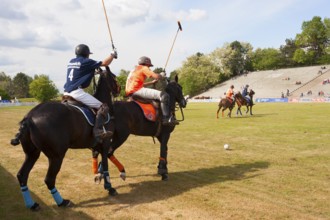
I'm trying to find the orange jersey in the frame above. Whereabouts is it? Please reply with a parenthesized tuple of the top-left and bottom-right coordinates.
(226, 88, 234, 98)
(125, 65, 154, 96)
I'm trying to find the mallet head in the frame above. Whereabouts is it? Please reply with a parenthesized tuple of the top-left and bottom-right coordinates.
(177, 21, 182, 31)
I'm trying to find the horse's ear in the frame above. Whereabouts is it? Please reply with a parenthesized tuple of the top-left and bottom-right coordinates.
(105, 66, 117, 78)
(175, 75, 178, 83)
(105, 66, 111, 74)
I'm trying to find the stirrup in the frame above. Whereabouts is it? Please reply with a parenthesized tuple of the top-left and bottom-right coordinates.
(162, 116, 179, 126)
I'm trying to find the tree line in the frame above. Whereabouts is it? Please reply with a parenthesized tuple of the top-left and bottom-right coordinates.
(1, 16, 329, 101)
(0, 72, 58, 102)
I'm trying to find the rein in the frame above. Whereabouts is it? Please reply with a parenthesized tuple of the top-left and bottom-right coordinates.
(175, 103, 185, 122)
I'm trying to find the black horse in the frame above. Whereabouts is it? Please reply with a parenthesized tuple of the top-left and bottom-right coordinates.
(235, 89, 255, 115)
(216, 97, 235, 118)
(10, 67, 120, 211)
(94, 75, 186, 181)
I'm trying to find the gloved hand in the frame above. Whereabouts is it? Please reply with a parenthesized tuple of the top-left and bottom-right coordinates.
(111, 49, 118, 59)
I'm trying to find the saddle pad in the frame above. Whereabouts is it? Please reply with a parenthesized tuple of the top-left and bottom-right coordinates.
(67, 104, 110, 126)
(244, 96, 251, 104)
(133, 101, 157, 122)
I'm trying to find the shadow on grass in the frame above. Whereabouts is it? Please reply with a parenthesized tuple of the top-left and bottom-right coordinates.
(77, 161, 269, 209)
(225, 112, 278, 119)
(0, 165, 93, 220)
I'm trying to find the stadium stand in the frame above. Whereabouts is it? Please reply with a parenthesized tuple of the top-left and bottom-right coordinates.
(194, 65, 330, 100)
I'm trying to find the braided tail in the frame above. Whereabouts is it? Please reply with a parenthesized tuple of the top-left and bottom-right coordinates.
(10, 118, 28, 146)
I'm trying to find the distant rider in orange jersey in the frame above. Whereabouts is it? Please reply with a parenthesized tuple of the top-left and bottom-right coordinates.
(226, 85, 235, 103)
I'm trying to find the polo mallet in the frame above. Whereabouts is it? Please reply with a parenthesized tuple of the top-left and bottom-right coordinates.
(164, 21, 183, 73)
(101, 0, 116, 50)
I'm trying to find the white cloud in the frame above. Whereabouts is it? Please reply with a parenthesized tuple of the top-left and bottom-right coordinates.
(108, 0, 151, 25)
(0, 0, 329, 93)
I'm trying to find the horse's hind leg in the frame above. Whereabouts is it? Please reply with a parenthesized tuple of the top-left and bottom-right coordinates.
(44, 157, 71, 207)
(17, 145, 41, 211)
(216, 106, 221, 118)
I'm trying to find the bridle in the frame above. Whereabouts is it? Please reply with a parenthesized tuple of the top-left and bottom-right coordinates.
(171, 82, 186, 122)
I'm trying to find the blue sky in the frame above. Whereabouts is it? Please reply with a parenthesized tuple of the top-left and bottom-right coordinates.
(0, 0, 329, 92)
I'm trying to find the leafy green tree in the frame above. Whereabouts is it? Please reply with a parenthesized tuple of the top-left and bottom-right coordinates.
(0, 72, 14, 98)
(210, 41, 253, 77)
(0, 88, 10, 100)
(318, 18, 330, 64)
(252, 48, 282, 70)
(116, 69, 129, 99)
(12, 72, 32, 98)
(295, 16, 328, 64)
(29, 75, 59, 102)
(293, 49, 315, 65)
(280, 38, 298, 67)
(178, 53, 222, 96)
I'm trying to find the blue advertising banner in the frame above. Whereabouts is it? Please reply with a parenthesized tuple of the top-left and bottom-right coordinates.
(255, 98, 288, 103)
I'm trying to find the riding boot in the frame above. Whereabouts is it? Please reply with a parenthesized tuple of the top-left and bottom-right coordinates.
(93, 104, 113, 143)
(160, 92, 179, 126)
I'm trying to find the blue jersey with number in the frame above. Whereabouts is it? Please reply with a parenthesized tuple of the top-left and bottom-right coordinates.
(64, 56, 102, 92)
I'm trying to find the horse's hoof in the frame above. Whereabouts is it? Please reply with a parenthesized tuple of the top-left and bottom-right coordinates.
(120, 172, 126, 181)
(158, 168, 168, 175)
(58, 199, 72, 207)
(108, 188, 118, 196)
(157, 160, 168, 176)
(30, 202, 40, 211)
(161, 174, 169, 181)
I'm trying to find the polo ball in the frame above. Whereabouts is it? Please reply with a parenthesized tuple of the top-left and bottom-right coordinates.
(224, 144, 230, 150)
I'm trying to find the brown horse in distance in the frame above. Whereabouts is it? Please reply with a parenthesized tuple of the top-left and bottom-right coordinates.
(216, 97, 235, 118)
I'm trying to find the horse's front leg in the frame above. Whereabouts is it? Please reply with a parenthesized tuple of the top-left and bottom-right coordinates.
(246, 106, 249, 114)
(157, 132, 170, 181)
(236, 107, 240, 116)
(92, 150, 103, 184)
(100, 141, 118, 196)
(109, 154, 126, 181)
(250, 105, 253, 115)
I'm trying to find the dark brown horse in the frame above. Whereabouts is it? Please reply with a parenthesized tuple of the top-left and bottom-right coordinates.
(216, 97, 235, 118)
(235, 89, 255, 115)
(94, 75, 186, 182)
(10, 67, 120, 211)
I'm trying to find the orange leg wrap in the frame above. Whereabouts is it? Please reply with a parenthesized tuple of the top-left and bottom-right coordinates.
(109, 155, 124, 172)
(92, 158, 98, 174)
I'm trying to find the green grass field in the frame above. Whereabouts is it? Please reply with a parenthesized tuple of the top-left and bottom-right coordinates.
(0, 103, 329, 219)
